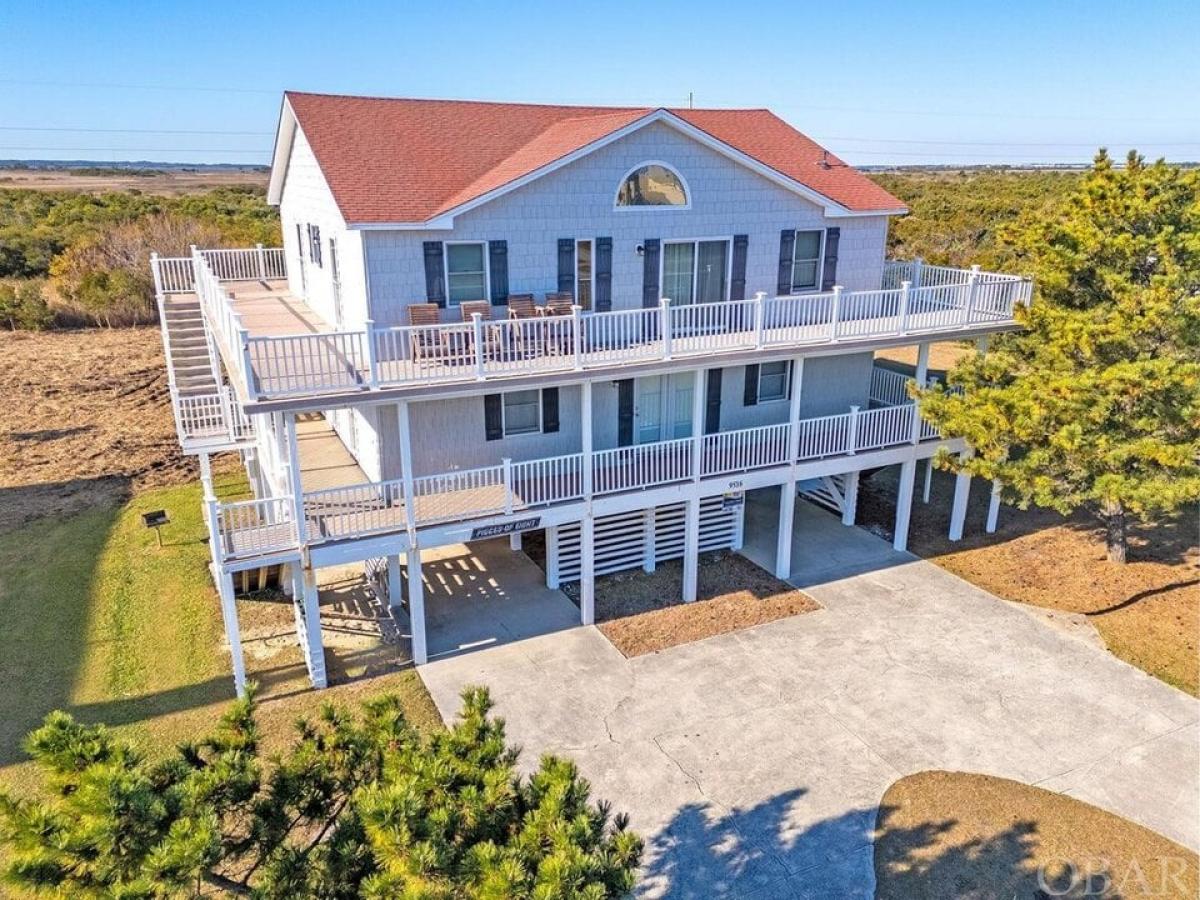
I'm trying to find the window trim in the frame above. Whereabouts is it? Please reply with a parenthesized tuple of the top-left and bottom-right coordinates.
(443, 240, 491, 307)
(501, 388, 542, 437)
(659, 236, 733, 306)
(575, 238, 594, 311)
(757, 360, 791, 404)
(613, 160, 692, 211)
(789, 228, 825, 294)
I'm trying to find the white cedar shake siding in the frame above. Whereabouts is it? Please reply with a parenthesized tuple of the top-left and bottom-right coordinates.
(379, 354, 874, 479)
(279, 126, 375, 468)
(360, 122, 889, 323)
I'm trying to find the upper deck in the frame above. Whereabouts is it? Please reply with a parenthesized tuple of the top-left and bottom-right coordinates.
(152, 248, 1031, 411)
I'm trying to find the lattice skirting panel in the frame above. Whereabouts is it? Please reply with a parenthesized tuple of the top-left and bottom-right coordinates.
(553, 496, 744, 584)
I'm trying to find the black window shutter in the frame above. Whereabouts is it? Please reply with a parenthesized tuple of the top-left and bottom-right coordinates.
(488, 240, 508, 305)
(594, 237, 613, 311)
(641, 238, 661, 307)
(821, 227, 841, 291)
(617, 379, 634, 446)
(730, 235, 749, 302)
(541, 387, 559, 433)
(557, 239, 575, 294)
(484, 394, 502, 441)
(423, 241, 446, 307)
(705, 368, 723, 434)
(743, 364, 760, 406)
(777, 230, 796, 295)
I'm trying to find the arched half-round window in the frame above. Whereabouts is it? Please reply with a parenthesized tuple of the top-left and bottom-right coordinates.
(615, 162, 690, 209)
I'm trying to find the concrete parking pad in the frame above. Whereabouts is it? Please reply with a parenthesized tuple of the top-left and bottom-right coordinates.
(419, 498, 1200, 898)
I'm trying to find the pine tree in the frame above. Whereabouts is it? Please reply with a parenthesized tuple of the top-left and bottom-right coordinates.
(917, 150, 1200, 562)
(0, 687, 642, 898)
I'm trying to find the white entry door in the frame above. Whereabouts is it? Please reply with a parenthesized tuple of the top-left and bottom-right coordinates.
(636, 373, 695, 443)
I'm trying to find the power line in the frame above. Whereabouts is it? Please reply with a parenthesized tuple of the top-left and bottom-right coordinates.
(0, 125, 274, 136)
(821, 135, 1200, 148)
(0, 145, 269, 155)
(0, 77, 278, 95)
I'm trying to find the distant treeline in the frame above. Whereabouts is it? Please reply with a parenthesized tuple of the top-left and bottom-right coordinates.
(870, 170, 1081, 269)
(0, 186, 279, 329)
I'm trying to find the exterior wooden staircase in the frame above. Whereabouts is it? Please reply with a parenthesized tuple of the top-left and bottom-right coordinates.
(161, 294, 219, 397)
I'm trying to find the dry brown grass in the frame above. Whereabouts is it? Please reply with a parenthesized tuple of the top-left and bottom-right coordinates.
(858, 466, 1200, 695)
(874, 342, 975, 372)
(875, 771, 1199, 899)
(582, 550, 820, 657)
(0, 167, 267, 195)
(0, 327, 205, 529)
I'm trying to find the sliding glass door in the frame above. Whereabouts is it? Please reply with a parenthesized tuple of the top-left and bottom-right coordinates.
(662, 239, 729, 305)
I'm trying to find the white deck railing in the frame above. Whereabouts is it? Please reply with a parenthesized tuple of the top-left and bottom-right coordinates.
(211, 397, 943, 560)
(176, 387, 254, 446)
(165, 250, 1030, 402)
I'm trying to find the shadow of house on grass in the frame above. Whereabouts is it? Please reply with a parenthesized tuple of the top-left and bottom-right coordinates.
(638, 788, 1119, 900)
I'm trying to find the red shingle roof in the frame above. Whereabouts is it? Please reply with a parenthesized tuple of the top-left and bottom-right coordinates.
(282, 92, 905, 224)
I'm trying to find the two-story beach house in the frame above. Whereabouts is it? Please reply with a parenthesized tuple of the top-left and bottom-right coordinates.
(151, 92, 1031, 695)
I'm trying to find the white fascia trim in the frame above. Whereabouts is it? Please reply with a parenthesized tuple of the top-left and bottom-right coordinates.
(266, 97, 296, 206)
(341, 108, 903, 229)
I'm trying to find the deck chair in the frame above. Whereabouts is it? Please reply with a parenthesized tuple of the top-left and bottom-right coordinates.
(544, 292, 575, 315)
(506, 294, 537, 319)
(505, 294, 541, 356)
(406, 303, 447, 361)
(459, 300, 504, 358)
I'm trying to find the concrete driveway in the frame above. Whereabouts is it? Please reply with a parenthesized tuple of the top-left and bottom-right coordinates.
(419, 500, 1200, 899)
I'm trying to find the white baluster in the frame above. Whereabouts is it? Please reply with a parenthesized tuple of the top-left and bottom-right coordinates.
(571, 304, 583, 370)
(659, 297, 673, 360)
(472, 312, 486, 380)
(898, 280, 911, 333)
(753, 291, 766, 348)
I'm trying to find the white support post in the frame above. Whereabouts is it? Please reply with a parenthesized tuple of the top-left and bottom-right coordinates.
(571, 305, 583, 371)
(364, 318, 378, 389)
(691, 368, 705, 482)
(406, 548, 427, 665)
(923, 457, 934, 503)
(502, 457, 514, 516)
(753, 291, 767, 348)
(912, 257, 924, 290)
(386, 554, 403, 610)
(255, 242, 266, 279)
(775, 482, 796, 579)
(283, 412, 308, 544)
(581, 381, 594, 506)
(898, 280, 911, 333)
(841, 471, 860, 526)
(659, 298, 673, 360)
(949, 449, 974, 541)
(217, 570, 247, 697)
(397, 401, 418, 539)
(300, 567, 327, 689)
(986, 480, 1002, 533)
(846, 405, 860, 455)
(546, 525, 561, 589)
(829, 285, 843, 340)
(915, 342, 931, 388)
(509, 531, 523, 552)
(893, 459, 917, 553)
(471, 313, 486, 380)
(682, 497, 700, 602)
(580, 514, 596, 624)
(786, 357, 806, 465)
(642, 507, 657, 572)
(238, 323, 258, 400)
(963, 265, 981, 325)
(198, 451, 214, 493)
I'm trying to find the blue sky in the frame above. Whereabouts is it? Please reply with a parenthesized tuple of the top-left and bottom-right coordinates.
(1, 0, 1196, 167)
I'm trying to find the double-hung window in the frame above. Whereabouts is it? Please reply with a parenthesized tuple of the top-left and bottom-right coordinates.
(758, 360, 790, 403)
(308, 224, 323, 268)
(445, 242, 488, 306)
(790, 230, 823, 292)
(502, 389, 541, 436)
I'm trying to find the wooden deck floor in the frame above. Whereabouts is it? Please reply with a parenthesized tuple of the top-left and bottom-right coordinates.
(224, 280, 331, 338)
(296, 414, 366, 492)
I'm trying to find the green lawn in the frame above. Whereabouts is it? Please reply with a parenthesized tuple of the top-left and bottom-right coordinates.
(0, 470, 441, 796)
